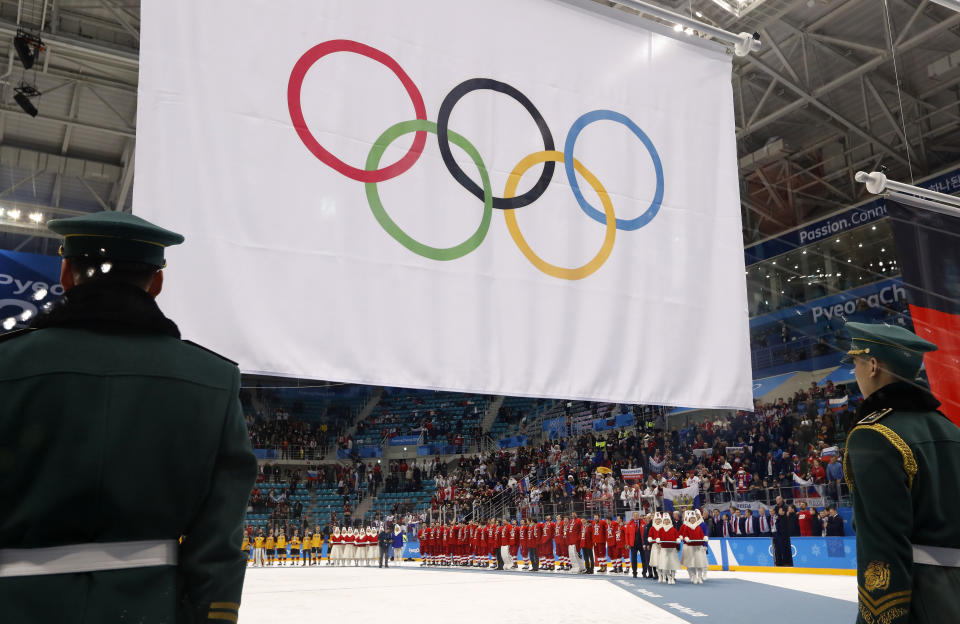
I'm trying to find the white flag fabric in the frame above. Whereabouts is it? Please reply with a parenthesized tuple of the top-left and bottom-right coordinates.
(135, 0, 751, 409)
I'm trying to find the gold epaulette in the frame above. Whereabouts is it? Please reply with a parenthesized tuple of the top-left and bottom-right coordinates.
(857, 408, 894, 425)
(208, 602, 239, 622)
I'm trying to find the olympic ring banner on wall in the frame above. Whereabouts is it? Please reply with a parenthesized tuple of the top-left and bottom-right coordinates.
(288, 43, 664, 279)
(135, 0, 752, 411)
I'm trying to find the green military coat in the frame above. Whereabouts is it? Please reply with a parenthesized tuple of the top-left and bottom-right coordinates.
(845, 382, 960, 624)
(0, 282, 257, 623)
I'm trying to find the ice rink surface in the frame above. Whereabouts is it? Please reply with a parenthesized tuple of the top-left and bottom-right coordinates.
(240, 563, 858, 623)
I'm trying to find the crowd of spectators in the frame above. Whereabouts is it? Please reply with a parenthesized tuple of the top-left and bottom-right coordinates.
(246, 406, 345, 460)
(353, 393, 487, 450)
(424, 383, 858, 525)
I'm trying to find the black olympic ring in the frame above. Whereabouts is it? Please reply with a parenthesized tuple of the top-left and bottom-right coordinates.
(436, 78, 555, 210)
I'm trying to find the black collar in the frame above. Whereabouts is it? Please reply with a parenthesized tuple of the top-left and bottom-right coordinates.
(30, 281, 180, 338)
(855, 381, 941, 419)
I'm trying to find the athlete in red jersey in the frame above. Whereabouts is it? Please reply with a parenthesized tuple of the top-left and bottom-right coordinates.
(541, 516, 555, 571)
(417, 525, 426, 567)
(555, 516, 568, 570)
(486, 521, 498, 569)
(517, 518, 528, 570)
(592, 515, 607, 572)
(570, 514, 585, 572)
(607, 517, 621, 573)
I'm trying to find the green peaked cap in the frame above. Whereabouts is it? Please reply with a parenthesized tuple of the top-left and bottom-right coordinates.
(842, 321, 937, 379)
(47, 211, 184, 268)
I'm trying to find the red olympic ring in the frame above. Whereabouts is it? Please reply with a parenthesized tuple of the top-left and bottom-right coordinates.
(287, 39, 428, 183)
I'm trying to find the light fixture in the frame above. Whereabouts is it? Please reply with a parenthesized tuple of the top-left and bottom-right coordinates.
(7, 209, 21, 220)
(28, 212, 43, 223)
(13, 29, 43, 70)
(695, 10, 704, 17)
(835, 238, 840, 243)
(19, 310, 32, 322)
(858, 243, 863, 248)
(13, 83, 41, 117)
(2, 318, 15, 331)
(802, 250, 807, 255)
(881, 248, 885, 252)
(673, 23, 683, 32)
(872, 226, 877, 230)
(684, 27, 695, 35)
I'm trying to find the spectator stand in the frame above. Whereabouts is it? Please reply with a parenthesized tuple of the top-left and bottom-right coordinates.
(354, 388, 490, 455)
(488, 396, 556, 446)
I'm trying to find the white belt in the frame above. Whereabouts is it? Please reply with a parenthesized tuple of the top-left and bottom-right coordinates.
(0, 540, 178, 578)
(913, 544, 960, 568)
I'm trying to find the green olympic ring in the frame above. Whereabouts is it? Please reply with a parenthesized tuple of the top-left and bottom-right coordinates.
(364, 119, 492, 261)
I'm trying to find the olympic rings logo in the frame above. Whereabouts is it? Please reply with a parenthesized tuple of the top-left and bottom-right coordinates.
(287, 39, 665, 280)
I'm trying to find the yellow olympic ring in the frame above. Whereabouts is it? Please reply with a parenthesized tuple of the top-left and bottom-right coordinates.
(503, 150, 616, 281)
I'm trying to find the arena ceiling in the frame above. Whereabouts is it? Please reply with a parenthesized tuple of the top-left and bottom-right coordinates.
(0, 0, 957, 254)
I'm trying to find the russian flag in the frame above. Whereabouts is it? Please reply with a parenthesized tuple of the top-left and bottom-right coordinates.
(887, 199, 960, 426)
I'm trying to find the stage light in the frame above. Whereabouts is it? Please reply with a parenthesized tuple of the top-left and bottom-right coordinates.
(13, 29, 43, 70)
(33, 288, 47, 301)
(14, 83, 41, 117)
(28, 211, 43, 223)
(673, 24, 683, 32)
(20, 310, 32, 322)
(7, 209, 21, 220)
(2, 318, 15, 331)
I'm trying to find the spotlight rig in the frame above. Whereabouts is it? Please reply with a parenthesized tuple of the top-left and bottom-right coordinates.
(14, 82, 41, 117)
(13, 28, 44, 70)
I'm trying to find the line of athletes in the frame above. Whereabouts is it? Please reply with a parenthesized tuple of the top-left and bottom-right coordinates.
(416, 510, 709, 584)
(243, 526, 330, 566)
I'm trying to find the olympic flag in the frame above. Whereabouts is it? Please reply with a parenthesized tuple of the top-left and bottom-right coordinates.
(135, 0, 752, 409)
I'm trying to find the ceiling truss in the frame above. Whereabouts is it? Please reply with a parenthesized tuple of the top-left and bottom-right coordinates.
(0, 0, 958, 251)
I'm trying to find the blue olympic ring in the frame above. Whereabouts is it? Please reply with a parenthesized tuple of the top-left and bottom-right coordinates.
(563, 109, 665, 232)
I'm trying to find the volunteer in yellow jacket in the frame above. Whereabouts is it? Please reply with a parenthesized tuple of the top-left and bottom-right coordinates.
(0, 211, 257, 623)
(843, 321, 960, 624)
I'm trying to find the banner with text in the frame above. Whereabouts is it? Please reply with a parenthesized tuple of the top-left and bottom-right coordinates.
(136, 0, 749, 408)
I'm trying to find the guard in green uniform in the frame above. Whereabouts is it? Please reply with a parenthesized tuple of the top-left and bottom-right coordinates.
(0, 211, 258, 623)
(843, 322, 960, 624)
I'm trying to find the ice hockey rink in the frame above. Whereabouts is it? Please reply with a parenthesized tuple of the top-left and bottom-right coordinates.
(240, 564, 858, 623)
